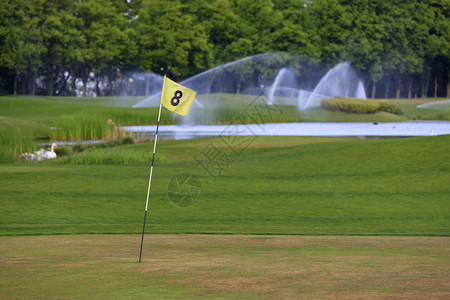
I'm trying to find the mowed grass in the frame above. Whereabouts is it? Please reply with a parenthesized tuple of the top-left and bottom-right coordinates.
(0, 135, 448, 236)
(1, 95, 449, 126)
(1, 96, 449, 299)
(0, 234, 449, 298)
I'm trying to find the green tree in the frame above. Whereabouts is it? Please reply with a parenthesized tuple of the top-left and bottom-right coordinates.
(40, 0, 83, 96)
(191, 0, 238, 65)
(341, 0, 385, 98)
(74, 0, 134, 96)
(423, 0, 449, 97)
(307, 0, 351, 66)
(136, 0, 213, 80)
(218, 0, 282, 92)
(272, 0, 313, 56)
(0, 0, 448, 98)
(0, 1, 16, 93)
(0, 0, 46, 95)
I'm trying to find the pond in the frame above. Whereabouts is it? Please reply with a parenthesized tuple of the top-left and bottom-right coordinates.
(123, 121, 450, 140)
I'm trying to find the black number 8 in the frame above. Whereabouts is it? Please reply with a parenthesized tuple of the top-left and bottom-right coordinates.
(171, 90, 183, 106)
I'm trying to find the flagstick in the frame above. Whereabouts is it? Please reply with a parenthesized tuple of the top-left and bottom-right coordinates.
(139, 102, 163, 263)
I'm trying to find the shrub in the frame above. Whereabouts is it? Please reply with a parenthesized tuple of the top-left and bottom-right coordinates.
(72, 144, 85, 153)
(105, 140, 120, 147)
(321, 97, 402, 115)
(121, 137, 134, 145)
(54, 146, 70, 157)
(378, 100, 402, 114)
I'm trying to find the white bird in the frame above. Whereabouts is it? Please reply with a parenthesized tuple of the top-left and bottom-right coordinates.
(34, 148, 45, 161)
(43, 143, 57, 159)
(20, 152, 35, 161)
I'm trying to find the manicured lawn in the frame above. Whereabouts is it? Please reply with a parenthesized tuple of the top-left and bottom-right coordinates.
(1, 135, 448, 236)
(1, 96, 449, 299)
(1, 95, 448, 126)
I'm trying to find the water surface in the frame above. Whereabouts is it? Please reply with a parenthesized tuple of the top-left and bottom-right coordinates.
(123, 121, 450, 140)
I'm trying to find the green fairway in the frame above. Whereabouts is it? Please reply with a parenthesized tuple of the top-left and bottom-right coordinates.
(1, 95, 449, 126)
(1, 135, 448, 236)
(0, 96, 165, 126)
(1, 95, 449, 236)
(1, 97, 449, 299)
(1, 235, 448, 299)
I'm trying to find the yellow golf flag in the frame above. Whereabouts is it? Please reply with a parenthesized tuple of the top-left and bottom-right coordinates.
(160, 76, 197, 116)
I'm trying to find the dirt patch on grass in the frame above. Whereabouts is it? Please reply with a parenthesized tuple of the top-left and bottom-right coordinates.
(1, 235, 449, 299)
(136, 235, 450, 298)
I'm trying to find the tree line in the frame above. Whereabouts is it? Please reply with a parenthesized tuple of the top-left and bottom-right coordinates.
(0, 0, 448, 98)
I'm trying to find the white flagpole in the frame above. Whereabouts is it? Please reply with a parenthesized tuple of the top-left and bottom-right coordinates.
(139, 102, 163, 263)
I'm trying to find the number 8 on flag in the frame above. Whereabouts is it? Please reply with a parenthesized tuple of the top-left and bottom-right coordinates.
(160, 75, 197, 116)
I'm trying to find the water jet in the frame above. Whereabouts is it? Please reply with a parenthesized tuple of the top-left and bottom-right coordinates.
(133, 54, 367, 123)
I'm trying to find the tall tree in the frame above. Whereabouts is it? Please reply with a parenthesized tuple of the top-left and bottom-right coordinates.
(341, 0, 385, 98)
(136, 0, 213, 80)
(41, 0, 83, 96)
(74, 0, 134, 96)
(221, 0, 282, 92)
(0, 0, 46, 95)
(191, 0, 238, 65)
(0, 0, 448, 98)
(424, 0, 449, 98)
(272, 0, 315, 57)
(307, 0, 351, 67)
(0, 1, 16, 94)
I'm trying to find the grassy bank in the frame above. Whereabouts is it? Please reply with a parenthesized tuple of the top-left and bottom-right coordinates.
(0, 96, 169, 161)
(0, 116, 51, 162)
(0, 135, 448, 236)
(0, 94, 448, 161)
